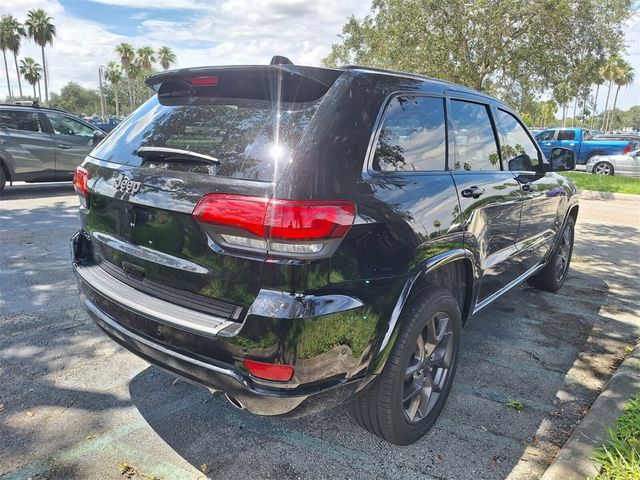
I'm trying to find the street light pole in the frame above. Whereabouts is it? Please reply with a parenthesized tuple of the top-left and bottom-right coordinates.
(98, 65, 106, 122)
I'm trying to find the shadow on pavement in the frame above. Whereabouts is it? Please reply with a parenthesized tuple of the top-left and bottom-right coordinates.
(0, 182, 74, 201)
(128, 267, 633, 479)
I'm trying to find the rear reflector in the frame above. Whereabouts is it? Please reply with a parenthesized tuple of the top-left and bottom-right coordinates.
(192, 194, 356, 257)
(243, 359, 294, 382)
(185, 76, 219, 86)
(73, 166, 90, 197)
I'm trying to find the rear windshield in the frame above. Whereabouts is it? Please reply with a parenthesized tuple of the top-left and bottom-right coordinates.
(90, 96, 319, 182)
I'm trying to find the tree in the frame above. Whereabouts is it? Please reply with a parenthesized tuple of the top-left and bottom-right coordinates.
(25, 8, 56, 106)
(136, 46, 155, 70)
(19, 57, 41, 100)
(157, 46, 176, 71)
(49, 82, 100, 116)
(607, 60, 634, 131)
(115, 42, 135, 108)
(104, 61, 123, 117)
(1, 15, 26, 98)
(324, 0, 631, 108)
(0, 16, 13, 99)
(600, 56, 623, 130)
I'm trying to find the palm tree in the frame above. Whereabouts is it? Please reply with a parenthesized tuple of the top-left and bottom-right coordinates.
(0, 16, 13, 99)
(127, 59, 144, 106)
(2, 15, 26, 98)
(115, 42, 135, 108)
(590, 72, 604, 129)
(157, 46, 176, 71)
(104, 61, 123, 117)
(25, 9, 55, 105)
(599, 56, 622, 131)
(136, 46, 155, 70)
(19, 56, 41, 100)
(607, 60, 634, 131)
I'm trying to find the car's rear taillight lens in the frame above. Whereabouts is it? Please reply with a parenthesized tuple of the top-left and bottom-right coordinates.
(73, 166, 90, 197)
(623, 144, 633, 154)
(243, 359, 294, 382)
(192, 194, 356, 258)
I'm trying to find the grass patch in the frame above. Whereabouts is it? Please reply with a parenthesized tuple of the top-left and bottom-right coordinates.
(562, 172, 640, 195)
(595, 392, 640, 479)
(505, 399, 525, 411)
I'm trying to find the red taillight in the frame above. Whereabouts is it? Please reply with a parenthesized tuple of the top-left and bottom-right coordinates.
(243, 359, 294, 382)
(73, 166, 90, 197)
(623, 144, 633, 154)
(192, 194, 356, 257)
(186, 76, 218, 86)
(266, 200, 356, 241)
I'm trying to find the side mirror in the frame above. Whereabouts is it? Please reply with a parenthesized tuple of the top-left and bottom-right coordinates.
(92, 130, 106, 145)
(550, 147, 575, 172)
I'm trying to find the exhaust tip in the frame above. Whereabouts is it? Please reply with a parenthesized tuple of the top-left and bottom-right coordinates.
(225, 393, 245, 410)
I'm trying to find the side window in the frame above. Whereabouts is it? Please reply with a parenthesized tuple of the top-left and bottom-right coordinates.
(449, 100, 500, 171)
(582, 130, 592, 140)
(537, 130, 555, 141)
(47, 113, 95, 137)
(557, 130, 575, 141)
(497, 110, 540, 171)
(0, 111, 43, 132)
(373, 96, 446, 172)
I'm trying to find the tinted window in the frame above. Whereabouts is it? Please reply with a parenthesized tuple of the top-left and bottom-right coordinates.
(537, 130, 555, 141)
(497, 110, 540, 171)
(0, 110, 43, 132)
(47, 113, 95, 137)
(90, 96, 319, 182)
(557, 130, 575, 141)
(373, 96, 446, 172)
(449, 100, 500, 171)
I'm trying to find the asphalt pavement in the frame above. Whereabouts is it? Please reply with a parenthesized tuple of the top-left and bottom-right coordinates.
(1, 182, 639, 480)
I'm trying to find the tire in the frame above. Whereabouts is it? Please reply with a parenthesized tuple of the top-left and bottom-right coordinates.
(350, 289, 461, 445)
(592, 161, 614, 176)
(527, 216, 575, 292)
(0, 165, 6, 193)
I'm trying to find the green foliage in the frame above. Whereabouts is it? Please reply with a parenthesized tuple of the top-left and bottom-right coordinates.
(505, 399, 525, 411)
(562, 172, 640, 195)
(324, 0, 632, 110)
(595, 393, 640, 479)
(49, 82, 101, 116)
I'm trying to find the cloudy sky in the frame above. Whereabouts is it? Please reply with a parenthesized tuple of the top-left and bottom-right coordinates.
(1, 0, 638, 111)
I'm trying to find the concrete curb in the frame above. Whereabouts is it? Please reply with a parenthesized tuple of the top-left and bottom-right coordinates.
(541, 346, 640, 480)
(578, 189, 640, 202)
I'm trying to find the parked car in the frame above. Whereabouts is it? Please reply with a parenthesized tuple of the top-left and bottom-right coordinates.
(71, 58, 579, 445)
(535, 127, 638, 165)
(585, 149, 640, 176)
(91, 117, 122, 133)
(592, 133, 640, 143)
(0, 103, 106, 192)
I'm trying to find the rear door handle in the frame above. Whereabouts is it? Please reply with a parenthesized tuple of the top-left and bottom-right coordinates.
(461, 186, 485, 198)
(56, 144, 72, 149)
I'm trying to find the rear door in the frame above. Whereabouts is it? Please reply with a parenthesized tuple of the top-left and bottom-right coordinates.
(0, 109, 55, 178)
(81, 68, 338, 318)
(496, 109, 565, 273)
(446, 97, 524, 306)
(556, 129, 577, 156)
(43, 112, 100, 179)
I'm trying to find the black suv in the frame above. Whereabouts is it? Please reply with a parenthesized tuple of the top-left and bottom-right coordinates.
(0, 102, 105, 193)
(71, 59, 578, 445)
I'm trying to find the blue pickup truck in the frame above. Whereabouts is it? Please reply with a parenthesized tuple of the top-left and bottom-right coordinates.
(535, 128, 639, 165)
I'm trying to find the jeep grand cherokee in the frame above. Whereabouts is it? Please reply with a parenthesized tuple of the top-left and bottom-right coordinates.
(71, 57, 578, 445)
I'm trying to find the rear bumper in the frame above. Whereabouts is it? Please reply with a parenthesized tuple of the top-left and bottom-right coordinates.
(71, 230, 370, 417)
(79, 290, 360, 416)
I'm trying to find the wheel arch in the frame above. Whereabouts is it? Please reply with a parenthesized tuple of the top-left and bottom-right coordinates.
(363, 249, 475, 381)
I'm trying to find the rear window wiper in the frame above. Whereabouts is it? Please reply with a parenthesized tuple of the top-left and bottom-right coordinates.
(135, 146, 220, 165)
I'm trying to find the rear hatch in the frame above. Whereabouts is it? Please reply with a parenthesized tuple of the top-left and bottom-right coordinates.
(80, 64, 343, 325)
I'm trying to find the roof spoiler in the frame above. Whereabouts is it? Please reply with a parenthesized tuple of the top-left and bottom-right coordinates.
(145, 57, 343, 103)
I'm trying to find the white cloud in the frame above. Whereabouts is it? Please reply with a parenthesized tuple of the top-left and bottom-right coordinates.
(89, 0, 209, 9)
